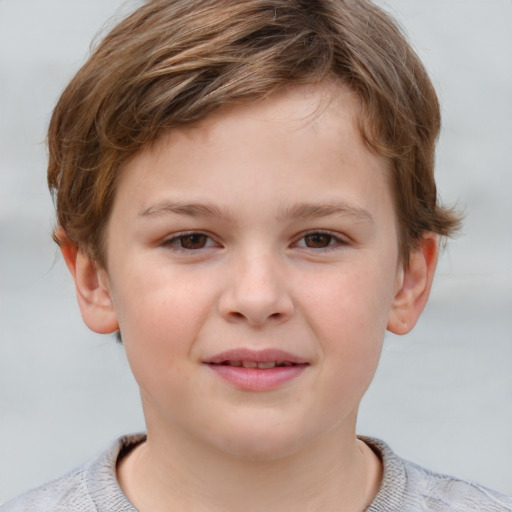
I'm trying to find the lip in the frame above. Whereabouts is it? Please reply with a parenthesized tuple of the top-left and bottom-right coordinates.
(204, 348, 309, 391)
(204, 348, 308, 365)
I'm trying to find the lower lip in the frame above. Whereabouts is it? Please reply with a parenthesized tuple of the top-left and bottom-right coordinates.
(206, 364, 308, 391)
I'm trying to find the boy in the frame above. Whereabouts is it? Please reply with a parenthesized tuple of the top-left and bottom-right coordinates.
(2, 0, 511, 510)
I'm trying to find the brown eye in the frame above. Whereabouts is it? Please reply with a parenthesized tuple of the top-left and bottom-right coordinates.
(164, 232, 218, 252)
(303, 233, 333, 248)
(179, 233, 208, 249)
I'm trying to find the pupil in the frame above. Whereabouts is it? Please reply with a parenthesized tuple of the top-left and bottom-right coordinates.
(181, 234, 206, 249)
(305, 234, 331, 248)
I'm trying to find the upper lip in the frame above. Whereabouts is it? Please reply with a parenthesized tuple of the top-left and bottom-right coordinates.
(204, 348, 309, 365)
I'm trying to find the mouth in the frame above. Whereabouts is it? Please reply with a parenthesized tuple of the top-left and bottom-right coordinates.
(209, 360, 301, 369)
(204, 348, 309, 368)
(204, 349, 309, 391)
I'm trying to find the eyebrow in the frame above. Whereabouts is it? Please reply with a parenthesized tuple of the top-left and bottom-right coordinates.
(138, 200, 374, 224)
(139, 202, 226, 219)
(281, 201, 374, 223)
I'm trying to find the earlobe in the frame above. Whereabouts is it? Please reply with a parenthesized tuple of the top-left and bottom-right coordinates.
(59, 235, 119, 335)
(387, 234, 438, 335)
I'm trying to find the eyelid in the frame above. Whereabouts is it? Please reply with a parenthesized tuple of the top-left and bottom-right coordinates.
(292, 230, 350, 250)
(163, 231, 221, 250)
(161, 229, 349, 252)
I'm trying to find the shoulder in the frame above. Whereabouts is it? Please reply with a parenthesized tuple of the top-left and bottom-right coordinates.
(0, 435, 144, 512)
(0, 464, 91, 512)
(401, 456, 512, 512)
(363, 437, 512, 512)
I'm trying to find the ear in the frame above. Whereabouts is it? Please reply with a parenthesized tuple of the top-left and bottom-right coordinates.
(59, 232, 119, 334)
(387, 233, 438, 335)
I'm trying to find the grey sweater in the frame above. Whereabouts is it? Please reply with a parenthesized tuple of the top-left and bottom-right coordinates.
(2, 434, 511, 511)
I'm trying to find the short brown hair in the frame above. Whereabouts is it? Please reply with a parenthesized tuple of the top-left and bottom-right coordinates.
(48, 0, 461, 266)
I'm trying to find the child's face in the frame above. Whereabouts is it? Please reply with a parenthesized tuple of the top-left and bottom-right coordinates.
(84, 84, 417, 459)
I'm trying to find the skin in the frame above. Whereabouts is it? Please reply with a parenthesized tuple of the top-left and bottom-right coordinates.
(62, 83, 438, 512)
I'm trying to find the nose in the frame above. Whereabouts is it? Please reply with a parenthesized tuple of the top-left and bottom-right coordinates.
(218, 252, 294, 326)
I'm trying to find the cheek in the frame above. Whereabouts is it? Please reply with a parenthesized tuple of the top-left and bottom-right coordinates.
(302, 263, 395, 339)
(299, 263, 394, 387)
(115, 280, 209, 416)
(109, 264, 216, 372)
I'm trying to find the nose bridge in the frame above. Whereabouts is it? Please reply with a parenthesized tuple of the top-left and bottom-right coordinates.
(219, 245, 294, 325)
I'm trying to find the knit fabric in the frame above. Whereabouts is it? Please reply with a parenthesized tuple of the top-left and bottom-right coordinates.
(2, 434, 511, 511)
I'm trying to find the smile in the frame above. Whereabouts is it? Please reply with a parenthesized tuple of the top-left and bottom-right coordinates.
(204, 349, 309, 391)
(210, 360, 299, 369)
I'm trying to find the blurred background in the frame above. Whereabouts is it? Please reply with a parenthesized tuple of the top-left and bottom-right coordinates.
(1, 0, 511, 503)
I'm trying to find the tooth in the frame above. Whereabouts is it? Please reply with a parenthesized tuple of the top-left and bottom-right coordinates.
(230, 361, 242, 367)
(282, 361, 293, 367)
(258, 361, 276, 369)
(242, 361, 258, 369)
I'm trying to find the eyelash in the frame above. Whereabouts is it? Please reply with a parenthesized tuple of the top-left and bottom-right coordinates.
(163, 232, 219, 252)
(292, 231, 349, 252)
(163, 230, 348, 252)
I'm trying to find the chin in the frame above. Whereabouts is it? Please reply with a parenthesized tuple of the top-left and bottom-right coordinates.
(208, 420, 316, 462)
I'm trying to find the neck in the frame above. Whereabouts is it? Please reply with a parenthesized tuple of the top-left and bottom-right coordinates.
(117, 424, 382, 512)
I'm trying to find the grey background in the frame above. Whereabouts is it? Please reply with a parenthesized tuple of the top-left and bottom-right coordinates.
(1, 0, 511, 503)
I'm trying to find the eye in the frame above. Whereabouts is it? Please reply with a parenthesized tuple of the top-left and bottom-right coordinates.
(164, 232, 217, 250)
(294, 231, 347, 250)
(303, 233, 334, 249)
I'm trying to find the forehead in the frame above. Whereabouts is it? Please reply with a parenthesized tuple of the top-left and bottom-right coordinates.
(111, 83, 394, 227)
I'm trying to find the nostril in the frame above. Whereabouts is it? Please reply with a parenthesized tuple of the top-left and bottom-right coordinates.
(229, 310, 282, 322)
